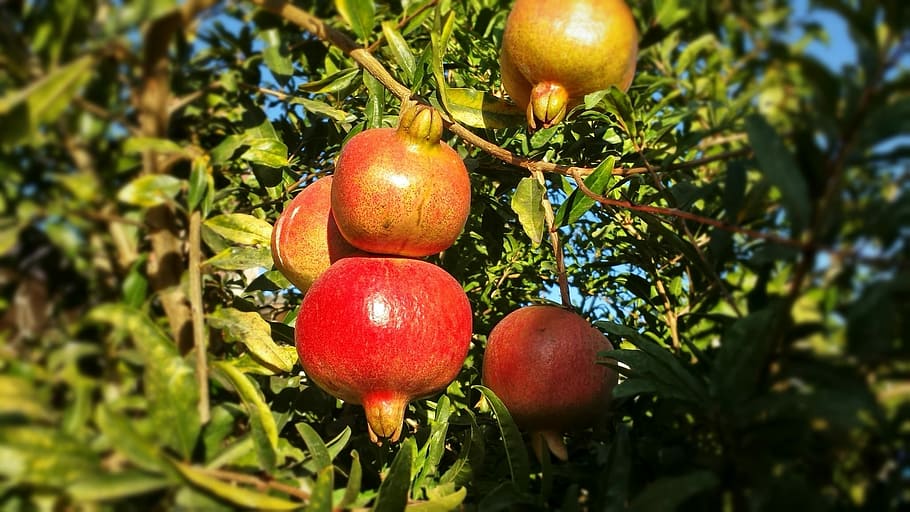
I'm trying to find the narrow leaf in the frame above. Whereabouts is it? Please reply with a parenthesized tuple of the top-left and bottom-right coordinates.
(308, 466, 334, 512)
(213, 361, 279, 472)
(295, 422, 332, 472)
(123, 137, 187, 156)
(430, 10, 456, 111)
(511, 177, 546, 246)
(338, 450, 363, 509)
(204, 213, 273, 246)
(446, 88, 525, 129)
(240, 137, 288, 168)
(374, 438, 416, 512)
(381, 21, 416, 82)
(209, 308, 296, 373)
(68, 472, 172, 503)
(206, 246, 273, 270)
(475, 386, 529, 492)
(288, 97, 351, 123)
(745, 114, 810, 232)
(556, 156, 616, 225)
(171, 460, 302, 510)
(117, 175, 183, 207)
(335, 0, 375, 41)
(261, 28, 294, 77)
(95, 405, 162, 473)
(406, 486, 467, 511)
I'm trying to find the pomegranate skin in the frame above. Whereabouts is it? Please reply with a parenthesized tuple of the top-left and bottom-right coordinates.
(501, 0, 638, 127)
(331, 128, 471, 257)
(482, 305, 617, 433)
(295, 256, 473, 442)
(270, 176, 363, 293)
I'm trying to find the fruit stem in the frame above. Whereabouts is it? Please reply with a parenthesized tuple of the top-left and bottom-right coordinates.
(397, 102, 444, 146)
(362, 391, 409, 445)
(528, 82, 569, 131)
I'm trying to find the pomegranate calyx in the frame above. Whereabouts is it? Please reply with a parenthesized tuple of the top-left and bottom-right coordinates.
(528, 82, 569, 131)
(363, 391, 409, 445)
(397, 103, 444, 146)
(531, 429, 569, 462)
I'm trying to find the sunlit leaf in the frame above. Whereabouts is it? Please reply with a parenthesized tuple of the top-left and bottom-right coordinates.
(209, 307, 296, 372)
(212, 361, 279, 472)
(116, 175, 183, 207)
(261, 28, 294, 77)
(171, 460, 302, 510)
(555, 156, 616, 226)
(381, 21, 416, 82)
(511, 177, 545, 246)
(203, 213, 273, 246)
(374, 438, 416, 512)
(475, 386, 529, 492)
(335, 0, 375, 41)
(68, 472, 172, 503)
(446, 88, 524, 129)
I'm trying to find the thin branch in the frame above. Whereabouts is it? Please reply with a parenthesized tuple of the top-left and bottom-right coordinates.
(202, 467, 310, 501)
(534, 171, 571, 307)
(189, 210, 210, 424)
(569, 169, 807, 250)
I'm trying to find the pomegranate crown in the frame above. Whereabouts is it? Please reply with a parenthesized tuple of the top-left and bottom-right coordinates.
(397, 102, 444, 146)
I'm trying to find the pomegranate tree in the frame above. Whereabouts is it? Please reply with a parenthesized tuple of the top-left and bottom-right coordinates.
(482, 305, 617, 459)
(500, 0, 639, 129)
(295, 256, 473, 443)
(330, 104, 472, 257)
(270, 176, 363, 293)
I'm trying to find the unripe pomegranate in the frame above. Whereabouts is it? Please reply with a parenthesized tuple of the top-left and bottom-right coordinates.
(482, 305, 617, 459)
(500, 0, 639, 129)
(295, 256, 473, 443)
(270, 176, 363, 293)
(331, 105, 472, 257)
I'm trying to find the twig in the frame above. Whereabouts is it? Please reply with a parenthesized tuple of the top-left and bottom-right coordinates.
(534, 171, 571, 307)
(569, 169, 806, 249)
(189, 210, 210, 423)
(202, 467, 310, 501)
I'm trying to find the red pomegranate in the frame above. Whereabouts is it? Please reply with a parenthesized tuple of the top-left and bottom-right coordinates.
(270, 176, 363, 293)
(295, 256, 473, 443)
(482, 305, 617, 459)
(331, 104, 472, 257)
(500, 0, 639, 129)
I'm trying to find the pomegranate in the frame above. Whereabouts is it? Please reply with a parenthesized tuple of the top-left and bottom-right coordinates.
(481, 305, 617, 459)
(331, 104, 472, 257)
(295, 256, 473, 443)
(270, 176, 363, 293)
(500, 0, 639, 129)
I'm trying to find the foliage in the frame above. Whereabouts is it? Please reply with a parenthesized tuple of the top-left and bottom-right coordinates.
(1, 0, 909, 510)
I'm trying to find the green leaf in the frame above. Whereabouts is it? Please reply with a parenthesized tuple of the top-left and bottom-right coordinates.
(600, 87, 636, 138)
(0, 426, 99, 488)
(629, 470, 719, 512)
(188, 156, 212, 212)
(381, 21, 416, 82)
(95, 405, 163, 473)
(68, 472, 172, 503)
(601, 424, 631, 510)
(406, 486, 467, 511)
(308, 465, 335, 512)
(335, 0, 375, 41)
(0, 54, 95, 144)
(555, 156, 616, 226)
(374, 438, 416, 512)
(415, 396, 452, 489)
(262, 28, 294, 77)
(298, 68, 361, 94)
(209, 307, 296, 373)
(240, 137, 288, 168)
(172, 460, 302, 510)
(511, 177, 546, 246)
(123, 137, 187, 156)
(710, 307, 779, 405)
(338, 450, 363, 509)
(445, 88, 525, 129)
(206, 245, 273, 270)
(474, 386, 529, 492)
(0, 375, 54, 421)
(288, 97, 351, 123)
(430, 10, 456, 111)
(116, 175, 183, 207)
(204, 213, 273, 246)
(745, 114, 810, 233)
(88, 304, 200, 459)
(363, 71, 385, 128)
(295, 422, 331, 472)
(213, 361, 279, 472)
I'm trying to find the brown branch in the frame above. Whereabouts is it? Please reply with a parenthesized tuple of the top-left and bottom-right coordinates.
(189, 210, 210, 424)
(202, 467, 311, 501)
(534, 171, 571, 307)
(569, 170, 807, 250)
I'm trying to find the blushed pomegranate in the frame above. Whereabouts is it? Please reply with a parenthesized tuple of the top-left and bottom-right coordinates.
(295, 256, 473, 443)
(271, 176, 363, 293)
(482, 305, 617, 459)
(331, 104, 471, 257)
(500, 0, 639, 129)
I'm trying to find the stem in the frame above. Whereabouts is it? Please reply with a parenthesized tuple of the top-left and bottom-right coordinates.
(189, 210, 210, 424)
(203, 467, 311, 501)
(535, 171, 571, 307)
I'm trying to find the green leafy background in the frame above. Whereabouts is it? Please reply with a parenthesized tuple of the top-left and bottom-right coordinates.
(0, 0, 908, 510)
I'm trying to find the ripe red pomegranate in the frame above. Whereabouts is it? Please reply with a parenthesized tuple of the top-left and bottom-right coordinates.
(295, 256, 473, 443)
(500, 0, 639, 129)
(482, 305, 617, 459)
(331, 104, 471, 257)
(270, 176, 363, 293)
